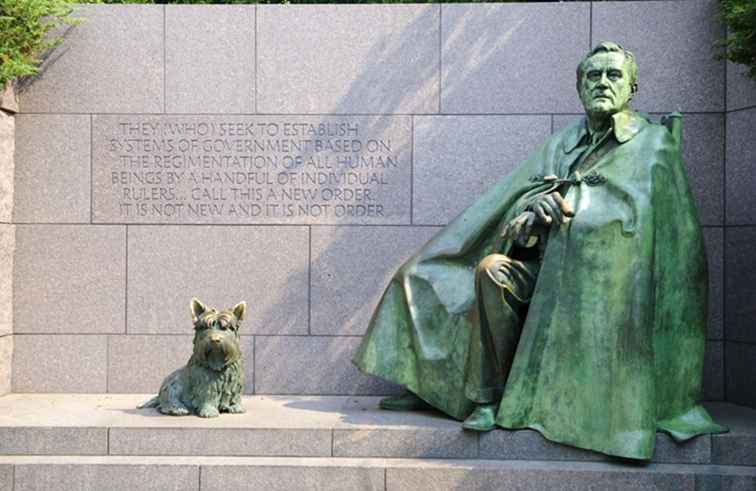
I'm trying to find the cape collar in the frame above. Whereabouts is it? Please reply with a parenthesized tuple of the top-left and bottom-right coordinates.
(563, 110, 645, 153)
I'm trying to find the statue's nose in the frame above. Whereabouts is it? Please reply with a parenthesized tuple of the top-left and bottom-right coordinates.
(210, 336, 221, 344)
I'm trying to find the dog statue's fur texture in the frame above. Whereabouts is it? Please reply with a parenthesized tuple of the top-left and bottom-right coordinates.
(139, 298, 246, 418)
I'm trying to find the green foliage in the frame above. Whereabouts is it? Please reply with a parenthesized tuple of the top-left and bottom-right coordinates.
(0, 0, 77, 87)
(719, 0, 756, 80)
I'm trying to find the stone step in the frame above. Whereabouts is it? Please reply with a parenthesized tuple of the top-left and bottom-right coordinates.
(0, 395, 753, 466)
(0, 455, 755, 491)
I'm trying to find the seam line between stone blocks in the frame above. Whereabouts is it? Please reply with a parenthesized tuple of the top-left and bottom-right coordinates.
(13, 111, 736, 117)
(307, 226, 312, 335)
(14, 222, 730, 229)
(727, 104, 756, 114)
(438, 4, 442, 114)
(410, 116, 415, 225)
(125, 225, 129, 335)
(89, 114, 93, 224)
(722, 123, 728, 402)
(198, 464, 202, 491)
(249, 334, 255, 394)
(589, 1, 593, 49)
(254, 5, 258, 115)
(252, 336, 256, 394)
(105, 335, 110, 392)
(163, 5, 167, 114)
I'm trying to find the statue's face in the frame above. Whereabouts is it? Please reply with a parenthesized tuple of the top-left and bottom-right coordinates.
(578, 51, 634, 117)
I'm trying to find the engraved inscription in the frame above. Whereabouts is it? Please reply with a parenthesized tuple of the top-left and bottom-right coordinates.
(92, 116, 411, 224)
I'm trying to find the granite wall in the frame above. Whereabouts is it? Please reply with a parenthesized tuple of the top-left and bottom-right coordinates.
(8, 1, 742, 403)
(724, 59, 756, 409)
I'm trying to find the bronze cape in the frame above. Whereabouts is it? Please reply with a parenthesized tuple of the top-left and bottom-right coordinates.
(352, 112, 726, 460)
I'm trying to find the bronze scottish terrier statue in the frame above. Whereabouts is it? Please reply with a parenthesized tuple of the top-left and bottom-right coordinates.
(139, 298, 246, 418)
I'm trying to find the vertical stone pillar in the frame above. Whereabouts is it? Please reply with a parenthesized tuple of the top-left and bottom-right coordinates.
(0, 85, 16, 396)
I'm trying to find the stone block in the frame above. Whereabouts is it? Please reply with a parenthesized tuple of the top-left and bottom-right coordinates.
(695, 474, 756, 491)
(385, 463, 695, 491)
(255, 336, 400, 395)
(91, 115, 411, 225)
(127, 226, 308, 335)
(0, 465, 9, 491)
(13, 115, 90, 223)
(552, 115, 583, 134)
(703, 341, 724, 401)
(0, 427, 106, 455)
(108, 335, 254, 394)
(201, 464, 384, 491)
(653, 433, 711, 465)
(19, 5, 163, 114)
(441, 3, 588, 114)
(14, 463, 198, 491)
(726, 108, 756, 225)
(592, 0, 724, 113)
(703, 227, 723, 340)
(310, 226, 439, 335)
(0, 111, 13, 222)
(727, 62, 756, 111)
(706, 400, 756, 469)
(13, 225, 125, 334)
(413, 115, 550, 225)
(725, 342, 756, 410)
(713, 432, 756, 467)
(0, 336, 11, 396)
(258, 5, 439, 114)
(333, 428, 477, 459)
(479, 430, 709, 464)
(166, 6, 254, 113)
(0, 225, 13, 337)
(479, 430, 604, 462)
(724, 227, 756, 343)
(12, 335, 107, 393)
(676, 114, 724, 226)
(109, 428, 330, 457)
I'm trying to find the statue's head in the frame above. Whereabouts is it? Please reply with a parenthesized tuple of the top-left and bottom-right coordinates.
(576, 41, 638, 119)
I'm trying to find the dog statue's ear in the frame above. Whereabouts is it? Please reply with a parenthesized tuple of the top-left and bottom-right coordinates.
(233, 301, 246, 322)
(191, 297, 208, 323)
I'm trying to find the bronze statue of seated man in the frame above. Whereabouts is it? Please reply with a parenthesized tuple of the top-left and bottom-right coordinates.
(352, 41, 726, 460)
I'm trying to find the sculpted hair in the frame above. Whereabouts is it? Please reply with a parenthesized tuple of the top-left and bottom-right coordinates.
(576, 41, 638, 92)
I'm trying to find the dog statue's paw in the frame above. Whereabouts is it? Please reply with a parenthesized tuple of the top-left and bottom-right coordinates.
(221, 404, 246, 414)
(159, 405, 190, 416)
(197, 405, 221, 418)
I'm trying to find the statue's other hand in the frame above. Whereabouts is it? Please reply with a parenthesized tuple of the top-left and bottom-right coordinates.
(502, 211, 537, 247)
(529, 191, 574, 226)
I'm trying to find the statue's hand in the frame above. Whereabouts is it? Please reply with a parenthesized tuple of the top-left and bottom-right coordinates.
(503, 211, 538, 247)
(527, 191, 574, 226)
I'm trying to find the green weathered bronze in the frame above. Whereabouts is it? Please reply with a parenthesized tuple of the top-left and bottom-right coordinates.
(353, 41, 727, 460)
(139, 298, 246, 418)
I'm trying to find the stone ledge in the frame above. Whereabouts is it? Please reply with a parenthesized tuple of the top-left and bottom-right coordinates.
(0, 394, 752, 466)
(0, 456, 754, 491)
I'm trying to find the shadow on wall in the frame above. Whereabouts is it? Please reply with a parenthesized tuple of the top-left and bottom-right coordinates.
(254, 6, 536, 397)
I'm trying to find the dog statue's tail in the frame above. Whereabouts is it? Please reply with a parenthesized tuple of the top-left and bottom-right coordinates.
(137, 396, 159, 409)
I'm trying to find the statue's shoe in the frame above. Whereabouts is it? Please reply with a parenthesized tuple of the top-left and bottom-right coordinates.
(379, 391, 431, 411)
(461, 404, 497, 432)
